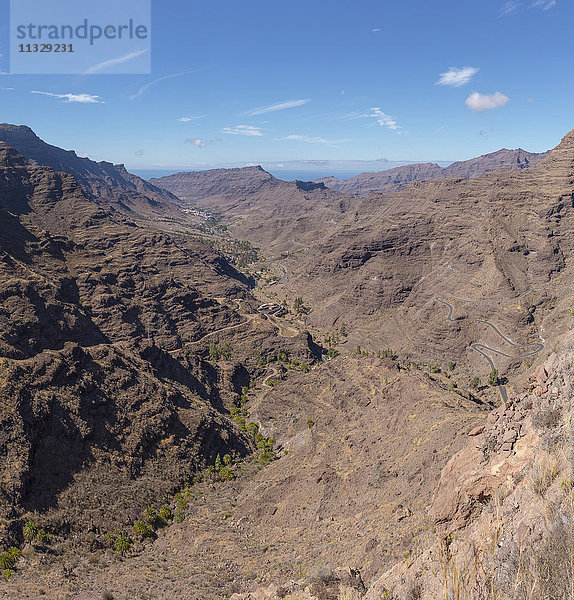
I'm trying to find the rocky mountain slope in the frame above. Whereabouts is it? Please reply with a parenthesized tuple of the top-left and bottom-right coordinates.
(262, 131, 574, 384)
(315, 148, 549, 196)
(1, 125, 573, 600)
(0, 124, 181, 216)
(0, 140, 318, 553)
(366, 332, 574, 600)
(151, 166, 354, 250)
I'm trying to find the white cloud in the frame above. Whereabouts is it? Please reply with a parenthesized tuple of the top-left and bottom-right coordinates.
(247, 99, 310, 116)
(501, 0, 555, 14)
(279, 134, 350, 145)
(185, 138, 214, 147)
(372, 28, 381, 32)
(0, 86, 14, 91)
(500, 1, 522, 15)
(337, 107, 401, 132)
(84, 49, 148, 75)
(531, 0, 555, 8)
(365, 107, 401, 131)
(282, 134, 329, 143)
(31, 91, 104, 103)
(465, 91, 509, 113)
(221, 125, 263, 137)
(178, 116, 203, 122)
(436, 66, 479, 87)
(129, 70, 202, 100)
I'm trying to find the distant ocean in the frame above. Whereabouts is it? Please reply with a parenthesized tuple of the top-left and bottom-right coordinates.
(130, 168, 364, 182)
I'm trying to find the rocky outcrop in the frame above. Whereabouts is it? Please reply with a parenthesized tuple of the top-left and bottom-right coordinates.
(366, 331, 574, 599)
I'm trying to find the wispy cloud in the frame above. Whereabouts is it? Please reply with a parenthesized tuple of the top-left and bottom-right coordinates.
(436, 66, 478, 87)
(247, 99, 310, 116)
(31, 91, 104, 103)
(337, 107, 401, 132)
(364, 107, 401, 131)
(178, 116, 203, 122)
(500, 1, 522, 15)
(372, 28, 381, 33)
(278, 134, 350, 145)
(531, 0, 556, 9)
(500, 0, 556, 14)
(465, 91, 509, 113)
(129, 70, 202, 100)
(185, 138, 214, 147)
(84, 49, 148, 75)
(221, 125, 263, 137)
(0, 86, 14, 91)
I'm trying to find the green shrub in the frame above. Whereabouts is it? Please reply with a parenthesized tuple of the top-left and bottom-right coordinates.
(246, 422, 259, 440)
(223, 453, 233, 466)
(143, 507, 159, 526)
(22, 521, 38, 543)
(0, 553, 15, 570)
(214, 453, 222, 472)
(306, 419, 315, 428)
(258, 437, 277, 465)
(470, 376, 480, 389)
(173, 508, 185, 523)
(35, 528, 49, 544)
(174, 493, 188, 510)
(114, 534, 133, 555)
(158, 504, 172, 522)
(5, 547, 21, 561)
(133, 521, 154, 539)
(326, 348, 339, 359)
(209, 342, 221, 361)
(219, 467, 235, 480)
(488, 368, 499, 386)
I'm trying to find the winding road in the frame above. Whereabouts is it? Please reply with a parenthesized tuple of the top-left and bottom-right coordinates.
(436, 285, 574, 402)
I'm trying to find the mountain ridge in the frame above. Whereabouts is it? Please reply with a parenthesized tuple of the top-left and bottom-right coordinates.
(0, 124, 181, 216)
(314, 147, 550, 195)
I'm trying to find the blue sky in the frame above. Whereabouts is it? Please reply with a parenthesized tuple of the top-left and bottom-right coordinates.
(0, 0, 572, 173)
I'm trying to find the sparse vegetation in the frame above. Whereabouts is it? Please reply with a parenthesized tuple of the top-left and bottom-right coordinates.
(114, 534, 133, 555)
(532, 406, 562, 429)
(22, 520, 48, 545)
(208, 341, 233, 361)
(293, 296, 310, 315)
(326, 347, 339, 359)
(133, 520, 154, 539)
(530, 451, 561, 496)
(0, 548, 21, 571)
(488, 368, 499, 386)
